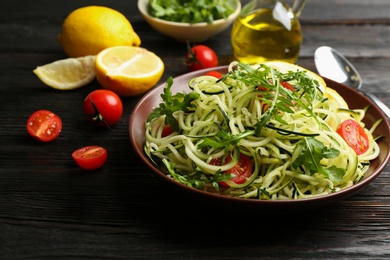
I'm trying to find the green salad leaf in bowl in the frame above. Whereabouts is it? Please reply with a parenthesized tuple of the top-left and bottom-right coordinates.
(148, 0, 238, 24)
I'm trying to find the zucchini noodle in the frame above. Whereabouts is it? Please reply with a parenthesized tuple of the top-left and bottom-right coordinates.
(144, 62, 381, 200)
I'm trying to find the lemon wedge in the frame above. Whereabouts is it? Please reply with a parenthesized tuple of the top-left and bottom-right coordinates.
(95, 46, 164, 96)
(33, 56, 96, 90)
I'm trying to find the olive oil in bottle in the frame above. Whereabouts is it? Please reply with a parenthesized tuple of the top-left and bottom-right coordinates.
(231, 2, 303, 64)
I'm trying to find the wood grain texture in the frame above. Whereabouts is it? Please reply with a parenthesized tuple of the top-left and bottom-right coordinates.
(1, 0, 390, 258)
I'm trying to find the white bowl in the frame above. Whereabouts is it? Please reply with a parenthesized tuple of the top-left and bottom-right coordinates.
(137, 0, 241, 42)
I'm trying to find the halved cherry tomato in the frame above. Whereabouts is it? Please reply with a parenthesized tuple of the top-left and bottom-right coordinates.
(186, 44, 218, 72)
(337, 119, 369, 155)
(205, 71, 223, 79)
(26, 110, 62, 142)
(210, 153, 252, 187)
(161, 124, 174, 137)
(72, 146, 107, 170)
(83, 90, 123, 127)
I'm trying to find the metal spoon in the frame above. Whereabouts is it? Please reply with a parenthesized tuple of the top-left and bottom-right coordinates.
(314, 46, 390, 119)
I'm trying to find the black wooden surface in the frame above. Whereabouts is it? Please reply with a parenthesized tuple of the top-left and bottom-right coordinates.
(1, 0, 390, 258)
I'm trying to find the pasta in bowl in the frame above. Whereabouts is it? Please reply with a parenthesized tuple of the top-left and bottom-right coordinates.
(130, 62, 390, 210)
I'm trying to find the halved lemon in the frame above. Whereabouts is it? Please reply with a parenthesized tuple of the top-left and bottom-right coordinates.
(95, 46, 164, 96)
(33, 55, 96, 90)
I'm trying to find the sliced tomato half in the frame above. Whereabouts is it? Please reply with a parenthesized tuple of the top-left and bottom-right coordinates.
(72, 146, 107, 170)
(26, 110, 62, 142)
(337, 119, 369, 155)
(211, 153, 253, 187)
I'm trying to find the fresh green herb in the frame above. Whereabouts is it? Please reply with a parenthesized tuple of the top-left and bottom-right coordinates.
(148, 0, 238, 24)
(162, 158, 232, 190)
(146, 77, 200, 132)
(230, 63, 324, 136)
(197, 128, 255, 151)
(196, 104, 254, 151)
(292, 137, 345, 182)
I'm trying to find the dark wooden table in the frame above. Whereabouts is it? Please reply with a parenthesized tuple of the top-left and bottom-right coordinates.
(1, 0, 390, 258)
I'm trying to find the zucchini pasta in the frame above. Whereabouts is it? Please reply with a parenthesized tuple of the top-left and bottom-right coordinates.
(144, 62, 381, 200)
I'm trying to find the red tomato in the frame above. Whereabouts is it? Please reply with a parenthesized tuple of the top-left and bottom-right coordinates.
(26, 110, 62, 142)
(280, 81, 294, 91)
(205, 71, 223, 79)
(186, 45, 218, 71)
(72, 146, 107, 170)
(161, 124, 174, 137)
(211, 153, 253, 187)
(83, 90, 123, 127)
(337, 119, 369, 155)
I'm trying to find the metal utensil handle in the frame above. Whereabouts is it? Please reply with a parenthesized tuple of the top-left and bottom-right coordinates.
(361, 91, 390, 119)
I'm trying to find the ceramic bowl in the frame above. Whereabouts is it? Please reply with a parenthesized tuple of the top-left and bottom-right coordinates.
(129, 66, 390, 212)
(137, 0, 241, 42)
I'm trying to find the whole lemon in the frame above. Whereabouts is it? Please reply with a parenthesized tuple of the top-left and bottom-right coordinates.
(58, 6, 141, 57)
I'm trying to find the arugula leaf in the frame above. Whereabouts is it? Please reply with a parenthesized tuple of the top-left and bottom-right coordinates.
(292, 137, 345, 182)
(229, 63, 324, 137)
(197, 128, 255, 151)
(146, 77, 200, 132)
(194, 104, 255, 151)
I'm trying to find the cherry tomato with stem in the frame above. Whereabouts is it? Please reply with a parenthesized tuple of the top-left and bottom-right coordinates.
(186, 43, 218, 72)
(337, 119, 369, 155)
(26, 110, 62, 142)
(83, 89, 123, 128)
(72, 145, 107, 170)
(210, 153, 253, 187)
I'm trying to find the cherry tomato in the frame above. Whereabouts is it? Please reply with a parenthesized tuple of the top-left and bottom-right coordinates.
(337, 119, 369, 155)
(83, 90, 123, 127)
(186, 44, 218, 71)
(280, 81, 295, 91)
(205, 71, 223, 79)
(161, 124, 174, 137)
(72, 146, 107, 170)
(26, 110, 62, 142)
(210, 153, 253, 187)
